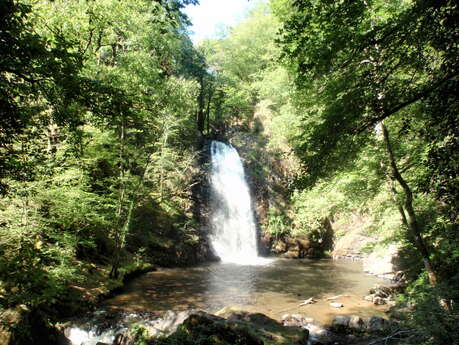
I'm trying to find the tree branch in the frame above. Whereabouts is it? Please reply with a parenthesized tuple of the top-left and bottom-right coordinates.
(356, 71, 459, 133)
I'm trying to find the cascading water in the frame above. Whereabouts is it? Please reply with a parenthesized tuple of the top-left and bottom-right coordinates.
(209, 140, 260, 264)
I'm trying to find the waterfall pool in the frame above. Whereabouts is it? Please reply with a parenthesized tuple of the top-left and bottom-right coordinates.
(103, 258, 389, 324)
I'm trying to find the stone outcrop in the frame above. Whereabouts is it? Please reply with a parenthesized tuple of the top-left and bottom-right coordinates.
(363, 244, 402, 280)
(331, 214, 404, 280)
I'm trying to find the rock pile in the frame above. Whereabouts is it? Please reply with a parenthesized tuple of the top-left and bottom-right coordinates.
(281, 313, 391, 345)
(363, 284, 405, 306)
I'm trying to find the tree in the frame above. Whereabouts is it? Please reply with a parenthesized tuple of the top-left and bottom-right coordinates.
(273, 0, 458, 286)
(0, 0, 88, 194)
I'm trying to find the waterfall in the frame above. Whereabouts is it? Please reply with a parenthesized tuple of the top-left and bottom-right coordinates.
(209, 141, 260, 264)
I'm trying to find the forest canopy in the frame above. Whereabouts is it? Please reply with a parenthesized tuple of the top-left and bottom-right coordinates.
(0, 0, 458, 344)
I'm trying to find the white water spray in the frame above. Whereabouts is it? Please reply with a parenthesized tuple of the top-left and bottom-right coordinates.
(209, 141, 262, 265)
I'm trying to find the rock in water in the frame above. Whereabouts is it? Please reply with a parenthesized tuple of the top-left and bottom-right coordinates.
(329, 302, 344, 308)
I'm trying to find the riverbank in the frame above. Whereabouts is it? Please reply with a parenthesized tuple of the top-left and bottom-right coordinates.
(0, 261, 156, 345)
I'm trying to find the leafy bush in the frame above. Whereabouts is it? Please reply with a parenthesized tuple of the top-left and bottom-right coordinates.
(398, 273, 459, 345)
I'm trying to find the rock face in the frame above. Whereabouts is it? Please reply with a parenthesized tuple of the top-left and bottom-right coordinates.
(332, 214, 374, 261)
(270, 233, 330, 259)
(363, 244, 402, 279)
(331, 214, 404, 280)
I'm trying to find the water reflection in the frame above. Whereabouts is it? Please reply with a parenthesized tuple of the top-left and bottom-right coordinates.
(104, 259, 387, 323)
(204, 263, 259, 311)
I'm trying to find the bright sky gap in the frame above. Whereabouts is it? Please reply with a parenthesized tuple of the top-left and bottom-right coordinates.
(184, 0, 266, 43)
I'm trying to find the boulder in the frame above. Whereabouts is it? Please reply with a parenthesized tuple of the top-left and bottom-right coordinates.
(273, 240, 287, 253)
(149, 310, 196, 336)
(281, 314, 314, 327)
(367, 316, 389, 331)
(182, 312, 266, 345)
(281, 249, 300, 258)
(349, 315, 365, 329)
(332, 314, 376, 332)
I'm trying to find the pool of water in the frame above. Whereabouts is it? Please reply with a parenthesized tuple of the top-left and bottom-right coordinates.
(104, 258, 388, 324)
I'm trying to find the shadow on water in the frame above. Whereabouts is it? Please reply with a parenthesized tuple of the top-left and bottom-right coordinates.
(104, 259, 388, 323)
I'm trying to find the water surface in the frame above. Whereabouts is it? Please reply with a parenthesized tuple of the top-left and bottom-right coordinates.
(104, 259, 388, 323)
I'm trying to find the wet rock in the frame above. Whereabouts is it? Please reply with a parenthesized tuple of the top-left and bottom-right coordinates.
(213, 308, 309, 344)
(219, 308, 282, 329)
(332, 315, 350, 328)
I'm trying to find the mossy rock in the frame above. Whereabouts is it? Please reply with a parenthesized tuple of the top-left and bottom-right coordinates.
(151, 309, 308, 345)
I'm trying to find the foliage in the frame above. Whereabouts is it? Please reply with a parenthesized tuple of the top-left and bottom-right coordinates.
(397, 273, 459, 345)
(0, 0, 206, 311)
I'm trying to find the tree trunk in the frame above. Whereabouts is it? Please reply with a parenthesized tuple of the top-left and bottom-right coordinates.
(110, 117, 126, 279)
(381, 121, 438, 286)
(197, 75, 205, 134)
(205, 87, 213, 135)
